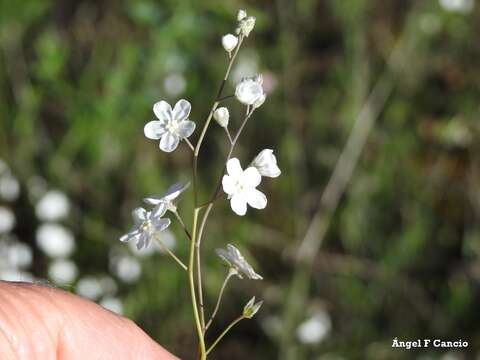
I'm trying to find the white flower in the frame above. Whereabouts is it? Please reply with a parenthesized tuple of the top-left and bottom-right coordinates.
(237, 16, 256, 37)
(243, 296, 263, 319)
(213, 107, 230, 128)
(222, 34, 238, 53)
(144, 99, 196, 152)
(439, 0, 474, 13)
(222, 158, 267, 216)
(216, 244, 263, 280)
(237, 9, 247, 21)
(7, 241, 32, 269)
(251, 149, 281, 178)
(0, 206, 15, 234)
(36, 190, 70, 221)
(120, 204, 171, 250)
(76, 276, 103, 300)
(143, 181, 189, 212)
(36, 223, 75, 258)
(111, 254, 142, 283)
(235, 76, 265, 106)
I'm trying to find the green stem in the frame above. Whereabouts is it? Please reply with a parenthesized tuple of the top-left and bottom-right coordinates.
(206, 316, 245, 356)
(189, 208, 206, 359)
(154, 238, 187, 271)
(205, 269, 235, 331)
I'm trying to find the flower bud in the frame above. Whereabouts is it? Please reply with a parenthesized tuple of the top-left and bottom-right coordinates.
(237, 16, 256, 37)
(237, 9, 247, 21)
(243, 296, 263, 319)
(235, 76, 264, 105)
(253, 93, 266, 109)
(251, 149, 281, 178)
(213, 107, 230, 128)
(222, 34, 238, 53)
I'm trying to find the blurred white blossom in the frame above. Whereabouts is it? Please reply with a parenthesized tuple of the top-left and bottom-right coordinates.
(296, 310, 332, 344)
(222, 158, 267, 216)
(164, 72, 187, 97)
(49, 259, 78, 285)
(76, 276, 103, 300)
(144, 99, 196, 152)
(237, 9, 247, 21)
(236, 14, 256, 37)
(36, 190, 70, 221)
(111, 254, 142, 283)
(100, 296, 123, 315)
(36, 223, 75, 258)
(7, 241, 32, 269)
(0, 206, 15, 234)
(0, 174, 20, 201)
(439, 0, 474, 13)
(1, 269, 34, 282)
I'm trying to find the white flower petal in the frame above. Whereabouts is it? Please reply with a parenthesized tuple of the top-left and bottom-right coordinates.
(144, 121, 166, 140)
(153, 218, 171, 232)
(150, 203, 167, 218)
(177, 120, 195, 138)
(153, 101, 172, 122)
(159, 133, 180, 152)
(242, 167, 261, 188)
(226, 158, 243, 178)
(172, 99, 191, 121)
(222, 175, 236, 195)
(132, 208, 147, 225)
(231, 194, 247, 216)
(246, 189, 267, 209)
(120, 229, 141, 243)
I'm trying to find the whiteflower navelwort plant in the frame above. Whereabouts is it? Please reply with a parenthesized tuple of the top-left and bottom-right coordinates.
(119, 9, 280, 359)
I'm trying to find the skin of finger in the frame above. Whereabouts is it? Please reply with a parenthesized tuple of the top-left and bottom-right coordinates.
(0, 281, 179, 360)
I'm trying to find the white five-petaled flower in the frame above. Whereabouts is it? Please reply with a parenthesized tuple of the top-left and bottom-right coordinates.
(144, 99, 196, 152)
(235, 76, 265, 106)
(143, 182, 189, 212)
(222, 158, 267, 216)
(215, 244, 263, 280)
(120, 204, 171, 250)
(222, 34, 238, 53)
(213, 107, 230, 128)
(251, 149, 281, 178)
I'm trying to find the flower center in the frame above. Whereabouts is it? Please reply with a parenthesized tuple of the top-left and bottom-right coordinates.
(166, 120, 179, 133)
(234, 179, 245, 192)
(141, 219, 152, 233)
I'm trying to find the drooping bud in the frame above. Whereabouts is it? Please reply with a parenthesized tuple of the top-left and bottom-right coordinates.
(213, 107, 230, 128)
(237, 9, 247, 21)
(237, 16, 256, 37)
(222, 34, 238, 53)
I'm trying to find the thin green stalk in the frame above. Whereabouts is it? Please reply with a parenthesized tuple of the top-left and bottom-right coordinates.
(205, 269, 235, 331)
(206, 316, 245, 356)
(189, 208, 206, 359)
(154, 238, 187, 271)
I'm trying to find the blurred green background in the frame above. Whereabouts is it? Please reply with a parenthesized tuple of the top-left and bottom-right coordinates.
(1, 0, 480, 359)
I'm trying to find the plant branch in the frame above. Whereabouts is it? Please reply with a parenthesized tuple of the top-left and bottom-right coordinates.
(206, 316, 245, 355)
(173, 210, 192, 240)
(205, 269, 235, 331)
(154, 238, 187, 271)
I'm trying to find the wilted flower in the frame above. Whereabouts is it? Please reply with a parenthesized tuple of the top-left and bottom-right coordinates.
(213, 107, 230, 128)
(222, 34, 238, 53)
(215, 244, 263, 280)
(251, 149, 281, 178)
(235, 76, 265, 106)
(237, 16, 256, 37)
(243, 296, 263, 319)
(222, 158, 267, 216)
(143, 182, 189, 212)
(237, 9, 247, 21)
(144, 99, 196, 152)
(120, 204, 171, 250)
